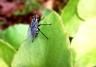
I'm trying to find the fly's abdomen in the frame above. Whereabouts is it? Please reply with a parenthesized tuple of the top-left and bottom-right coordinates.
(30, 21, 39, 39)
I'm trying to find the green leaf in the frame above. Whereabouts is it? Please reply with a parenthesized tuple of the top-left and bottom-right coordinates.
(12, 11, 71, 67)
(0, 58, 8, 67)
(63, 14, 83, 37)
(0, 39, 16, 67)
(71, 18, 96, 67)
(77, 0, 96, 20)
(61, 0, 83, 36)
(61, 0, 79, 23)
(0, 24, 28, 49)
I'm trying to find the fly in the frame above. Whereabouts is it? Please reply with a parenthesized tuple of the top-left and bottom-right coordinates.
(28, 14, 51, 42)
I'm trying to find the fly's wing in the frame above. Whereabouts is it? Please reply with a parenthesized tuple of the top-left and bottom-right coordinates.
(23, 17, 39, 43)
(27, 23, 38, 42)
(27, 17, 37, 42)
(27, 26, 33, 41)
(20, 17, 38, 44)
(19, 26, 32, 45)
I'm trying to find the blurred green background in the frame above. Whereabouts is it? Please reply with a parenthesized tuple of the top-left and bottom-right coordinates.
(0, 0, 96, 67)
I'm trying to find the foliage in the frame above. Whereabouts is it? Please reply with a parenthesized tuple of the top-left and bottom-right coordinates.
(0, 0, 96, 67)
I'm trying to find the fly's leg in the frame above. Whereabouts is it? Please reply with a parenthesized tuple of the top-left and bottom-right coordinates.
(38, 24, 51, 39)
(38, 28, 48, 39)
(38, 24, 51, 26)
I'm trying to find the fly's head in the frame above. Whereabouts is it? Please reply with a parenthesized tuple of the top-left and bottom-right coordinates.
(31, 14, 41, 25)
(32, 9, 42, 23)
